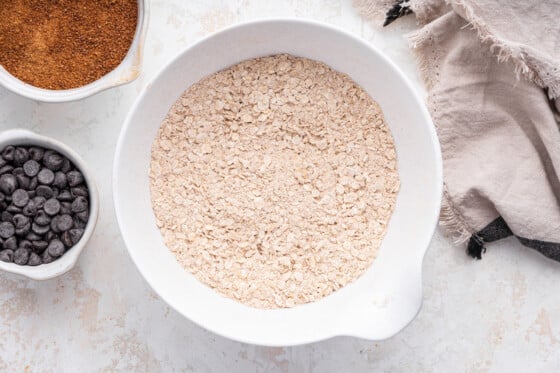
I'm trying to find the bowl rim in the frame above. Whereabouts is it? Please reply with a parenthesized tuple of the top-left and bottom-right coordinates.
(113, 18, 443, 346)
(0, 0, 149, 103)
(0, 129, 100, 280)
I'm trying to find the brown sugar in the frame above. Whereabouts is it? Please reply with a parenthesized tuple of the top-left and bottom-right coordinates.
(150, 55, 400, 309)
(0, 0, 138, 90)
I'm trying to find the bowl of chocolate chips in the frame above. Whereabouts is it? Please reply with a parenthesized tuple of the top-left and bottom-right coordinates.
(0, 129, 98, 280)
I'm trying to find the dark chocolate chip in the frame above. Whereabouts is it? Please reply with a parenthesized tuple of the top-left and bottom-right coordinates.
(71, 196, 88, 213)
(45, 231, 58, 242)
(43, 151, 64, 171)
(13, 147, 29, 166)
(0, 174, 18, 195)
(37, 168, 55, 185)
(52, 214, 73, 232)
(32, 196, 46, 209)
(57, 190, 73, 202)
(28, 252, 41, 266)
(6, 205, 22, 214)
(1, 211, 13, 223)
(34, 210, 51, 225)
(25, 232, 41, 241)
(68, 228, 84, 245)
(13, 214, 29, 229)
(12, 167, 24, 176)
(72, 217, 86, 229)
(53, 172, 67, 188)
(60, 201, 72, 215)
(3, 237, 17, 250)
(15, 174, 30, 190)
(44, 198, 61, 216)
(18, 240, 32, 251)
(15, 222, 30, 237)
(32, 240, 48, 254)
(0, 165, 14, 175)
(29, 147, 45, 161)
(41, 250, 54, 264)
(1, 146, 15, 161)
(12, 189, 29, 207)
(47, 239, 64, 257)
(35, 185, 53, 199)
(23, 159, 41, 177)
(22, 201, 37, 217)
(71, 186, 88, 198)
(67, 170, 84, 187)
(13, 248, 29, 265)
(0, 222, 15, 238)
(61, 158, 72, 173)
(0, 249, 14, 262)
(76, 210, 89, 223)
(31, 222, 50, 235)
(28, 176, 38, 190)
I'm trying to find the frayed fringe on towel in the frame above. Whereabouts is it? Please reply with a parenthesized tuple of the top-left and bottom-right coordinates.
(451, 0, 560, 99)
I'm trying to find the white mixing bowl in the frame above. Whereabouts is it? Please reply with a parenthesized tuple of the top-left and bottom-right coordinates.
(113, 19, 442, 346)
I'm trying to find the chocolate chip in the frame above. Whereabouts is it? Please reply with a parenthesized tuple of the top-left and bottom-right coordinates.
(71, 196, 88, 213)
(28, 176, 38, 190)
(22, 201, 37, 217)
(13, 248, 29, 265)
(32, 240, 48, 254)
(68, 228, 84, 245)
(0, 249, 13, 262)
(28, 252, 41, 266)
(41, 250, 54, 264)
(1, 211, 13, 223)
(45, 231, 58, 242)
(13, 147, 29, 166)
(43, 151, 64, 171)
(72, 216, 86, 229)
(51, 214, 73, 232)
(1, 146, 15, 161)
(13, 214, 29, 229)
(53, 172, 67, 188)
(67, 170, 84, 187)
(12, 189, 29, 207)
(0, 165, 14, 175)
(23, 160, 40, 177)
(32, 196, 46, 209)
(44, 198, 61, 216)
(57, 190, 73, 201)
(37, 168, 55, 185)
(15, 222, 31, 237)
(71, 186, 88, 198)
(29, 147, 44, 161)
(60, 201, 72, 215)
(31, 222, 50, 235)
(19, 240, 32, 251)
(3, 237, 17, 250)
(47, 239, 64, 257)
(61, 158, 72, 173)
(15, 174, 30, 190)
(35, 185, 53, 199)
(76, 210, 89, 223)
(61, 231, 72, 247)
(0, 222, 15, 238)
(12, 167, 23, 176)
(34, 210, 51, 225)
(0, 174, 18, 195)
(6, 205, 22, 214)
(25, 232, 41, 241)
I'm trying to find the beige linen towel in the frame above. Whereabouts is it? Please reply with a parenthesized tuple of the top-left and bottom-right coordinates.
(355, 0, 560, 260)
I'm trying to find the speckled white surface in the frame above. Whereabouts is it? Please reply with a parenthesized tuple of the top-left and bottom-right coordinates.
(0, 1, 559, 372)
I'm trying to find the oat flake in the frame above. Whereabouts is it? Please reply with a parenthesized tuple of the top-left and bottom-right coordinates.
(150, 54, 399, 309)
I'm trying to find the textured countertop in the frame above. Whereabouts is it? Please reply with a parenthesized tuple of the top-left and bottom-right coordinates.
(0, 1, 559, 372)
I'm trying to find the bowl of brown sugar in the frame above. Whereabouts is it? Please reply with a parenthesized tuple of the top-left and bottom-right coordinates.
(0, 0, 148, 102)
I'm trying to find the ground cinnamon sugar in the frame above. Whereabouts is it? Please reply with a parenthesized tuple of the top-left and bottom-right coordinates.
(0, 0, 138, 90)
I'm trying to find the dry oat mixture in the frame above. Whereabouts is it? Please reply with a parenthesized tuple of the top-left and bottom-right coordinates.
(150, 54, 399, 309)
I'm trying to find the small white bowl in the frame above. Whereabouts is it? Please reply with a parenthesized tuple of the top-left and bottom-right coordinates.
(114, 19, 442, 346)
(0, 129, 99, 280)
(0, 0, 149, 103)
